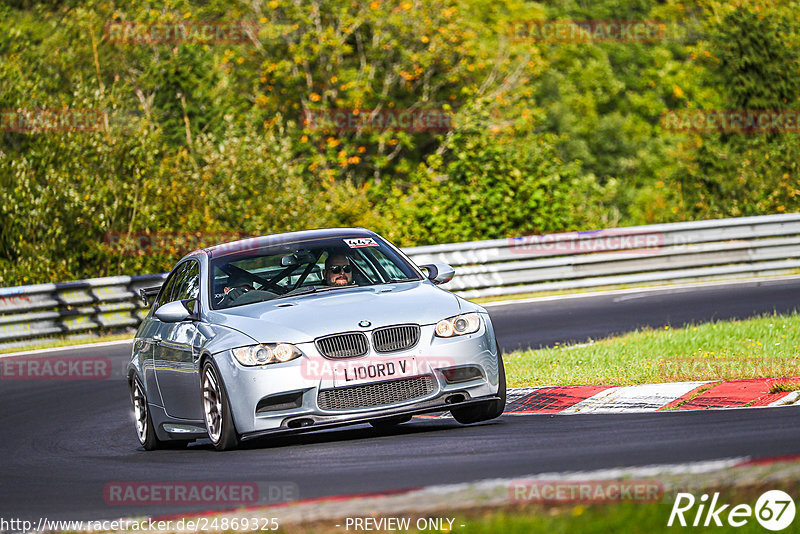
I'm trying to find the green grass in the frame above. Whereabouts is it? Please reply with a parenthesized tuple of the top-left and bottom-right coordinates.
(0, 333, 133, 355)
(769, 381, 800, 394)
(504, 312, 800, 387)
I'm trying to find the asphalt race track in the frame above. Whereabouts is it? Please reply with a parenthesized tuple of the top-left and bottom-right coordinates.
(2, 278, 800, 521)
(491, 277, 800, 351)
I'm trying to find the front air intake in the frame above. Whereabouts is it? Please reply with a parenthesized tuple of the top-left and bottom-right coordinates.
(317, 375, 435, 410)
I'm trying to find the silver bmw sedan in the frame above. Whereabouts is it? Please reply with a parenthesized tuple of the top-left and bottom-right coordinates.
(128, 228, 505, 450)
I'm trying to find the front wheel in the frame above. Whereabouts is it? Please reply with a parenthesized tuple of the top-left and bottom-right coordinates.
(201, 361, 240, 451)
(450, 344, 506, 424)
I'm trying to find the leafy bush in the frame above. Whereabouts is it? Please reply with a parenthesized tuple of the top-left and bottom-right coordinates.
(1, 0, 797, 285)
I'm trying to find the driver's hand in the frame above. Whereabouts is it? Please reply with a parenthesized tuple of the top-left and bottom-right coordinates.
(226, 287, 249, 301)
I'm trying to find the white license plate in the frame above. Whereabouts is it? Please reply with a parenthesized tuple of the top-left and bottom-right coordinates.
(333, 357, 417, 387)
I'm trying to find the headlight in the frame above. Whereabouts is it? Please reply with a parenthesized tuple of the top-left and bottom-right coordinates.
(231, 343, 303, 366)
(435, 313, 481, 338)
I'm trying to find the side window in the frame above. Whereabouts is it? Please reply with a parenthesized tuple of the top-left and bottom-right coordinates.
(174, 261, 200, 302)
(155, 267, 181, 307)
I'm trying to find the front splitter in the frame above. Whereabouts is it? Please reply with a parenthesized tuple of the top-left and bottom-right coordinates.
(239, 396, 502, 442)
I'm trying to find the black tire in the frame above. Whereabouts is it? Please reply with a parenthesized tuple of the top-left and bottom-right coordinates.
(369, 415, 412, 429)
(450, 343, 506, 424)
(130, 375, 167, 450)
(201, 360, 240, 451)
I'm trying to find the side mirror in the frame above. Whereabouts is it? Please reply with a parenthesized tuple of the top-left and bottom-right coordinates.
(419, 263, 455, 285)
(155, 300, 195, 323)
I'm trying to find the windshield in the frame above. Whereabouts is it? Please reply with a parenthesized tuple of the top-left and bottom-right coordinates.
(209, 235, 421, 310)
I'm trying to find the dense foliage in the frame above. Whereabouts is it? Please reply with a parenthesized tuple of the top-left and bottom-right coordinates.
(1, 0, 798, 284)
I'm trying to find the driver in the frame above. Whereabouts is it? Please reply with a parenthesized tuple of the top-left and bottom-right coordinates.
(221, 272, 253, 303)
(323, 254, 354, 287)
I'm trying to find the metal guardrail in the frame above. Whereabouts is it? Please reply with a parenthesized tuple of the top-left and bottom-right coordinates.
(1, 213, 799, 344)
(0, 274, 166, 343)
(409, 213, 800, 298)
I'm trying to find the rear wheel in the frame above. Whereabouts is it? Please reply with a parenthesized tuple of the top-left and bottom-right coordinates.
(369, 415, 412, 428)
(201, 361, 240, 451)
(130, 376, 166, 450)
(450, 344, 506, 424)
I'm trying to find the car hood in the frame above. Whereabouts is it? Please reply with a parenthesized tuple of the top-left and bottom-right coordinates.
(204, 281, 463, 345)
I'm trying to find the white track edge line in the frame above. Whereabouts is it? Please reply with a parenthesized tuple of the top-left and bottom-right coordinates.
(0, 338, 133, 358)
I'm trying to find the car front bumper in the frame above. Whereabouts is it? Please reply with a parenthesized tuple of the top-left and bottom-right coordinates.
(214, 319, 501, 437)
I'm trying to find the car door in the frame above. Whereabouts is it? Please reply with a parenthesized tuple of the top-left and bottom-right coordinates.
(154, 260, 204, 420)
(139, 268, 181, 405)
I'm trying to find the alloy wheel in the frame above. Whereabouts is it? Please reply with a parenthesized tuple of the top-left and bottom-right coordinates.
(131, 378, 149, 445)
(202, 365, 223, 443)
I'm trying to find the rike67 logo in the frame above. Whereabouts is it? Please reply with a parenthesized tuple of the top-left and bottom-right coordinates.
(668, 490, 796, 531)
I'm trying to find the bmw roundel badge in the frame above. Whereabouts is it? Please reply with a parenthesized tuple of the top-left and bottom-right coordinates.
(358, 320, 371, 328)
